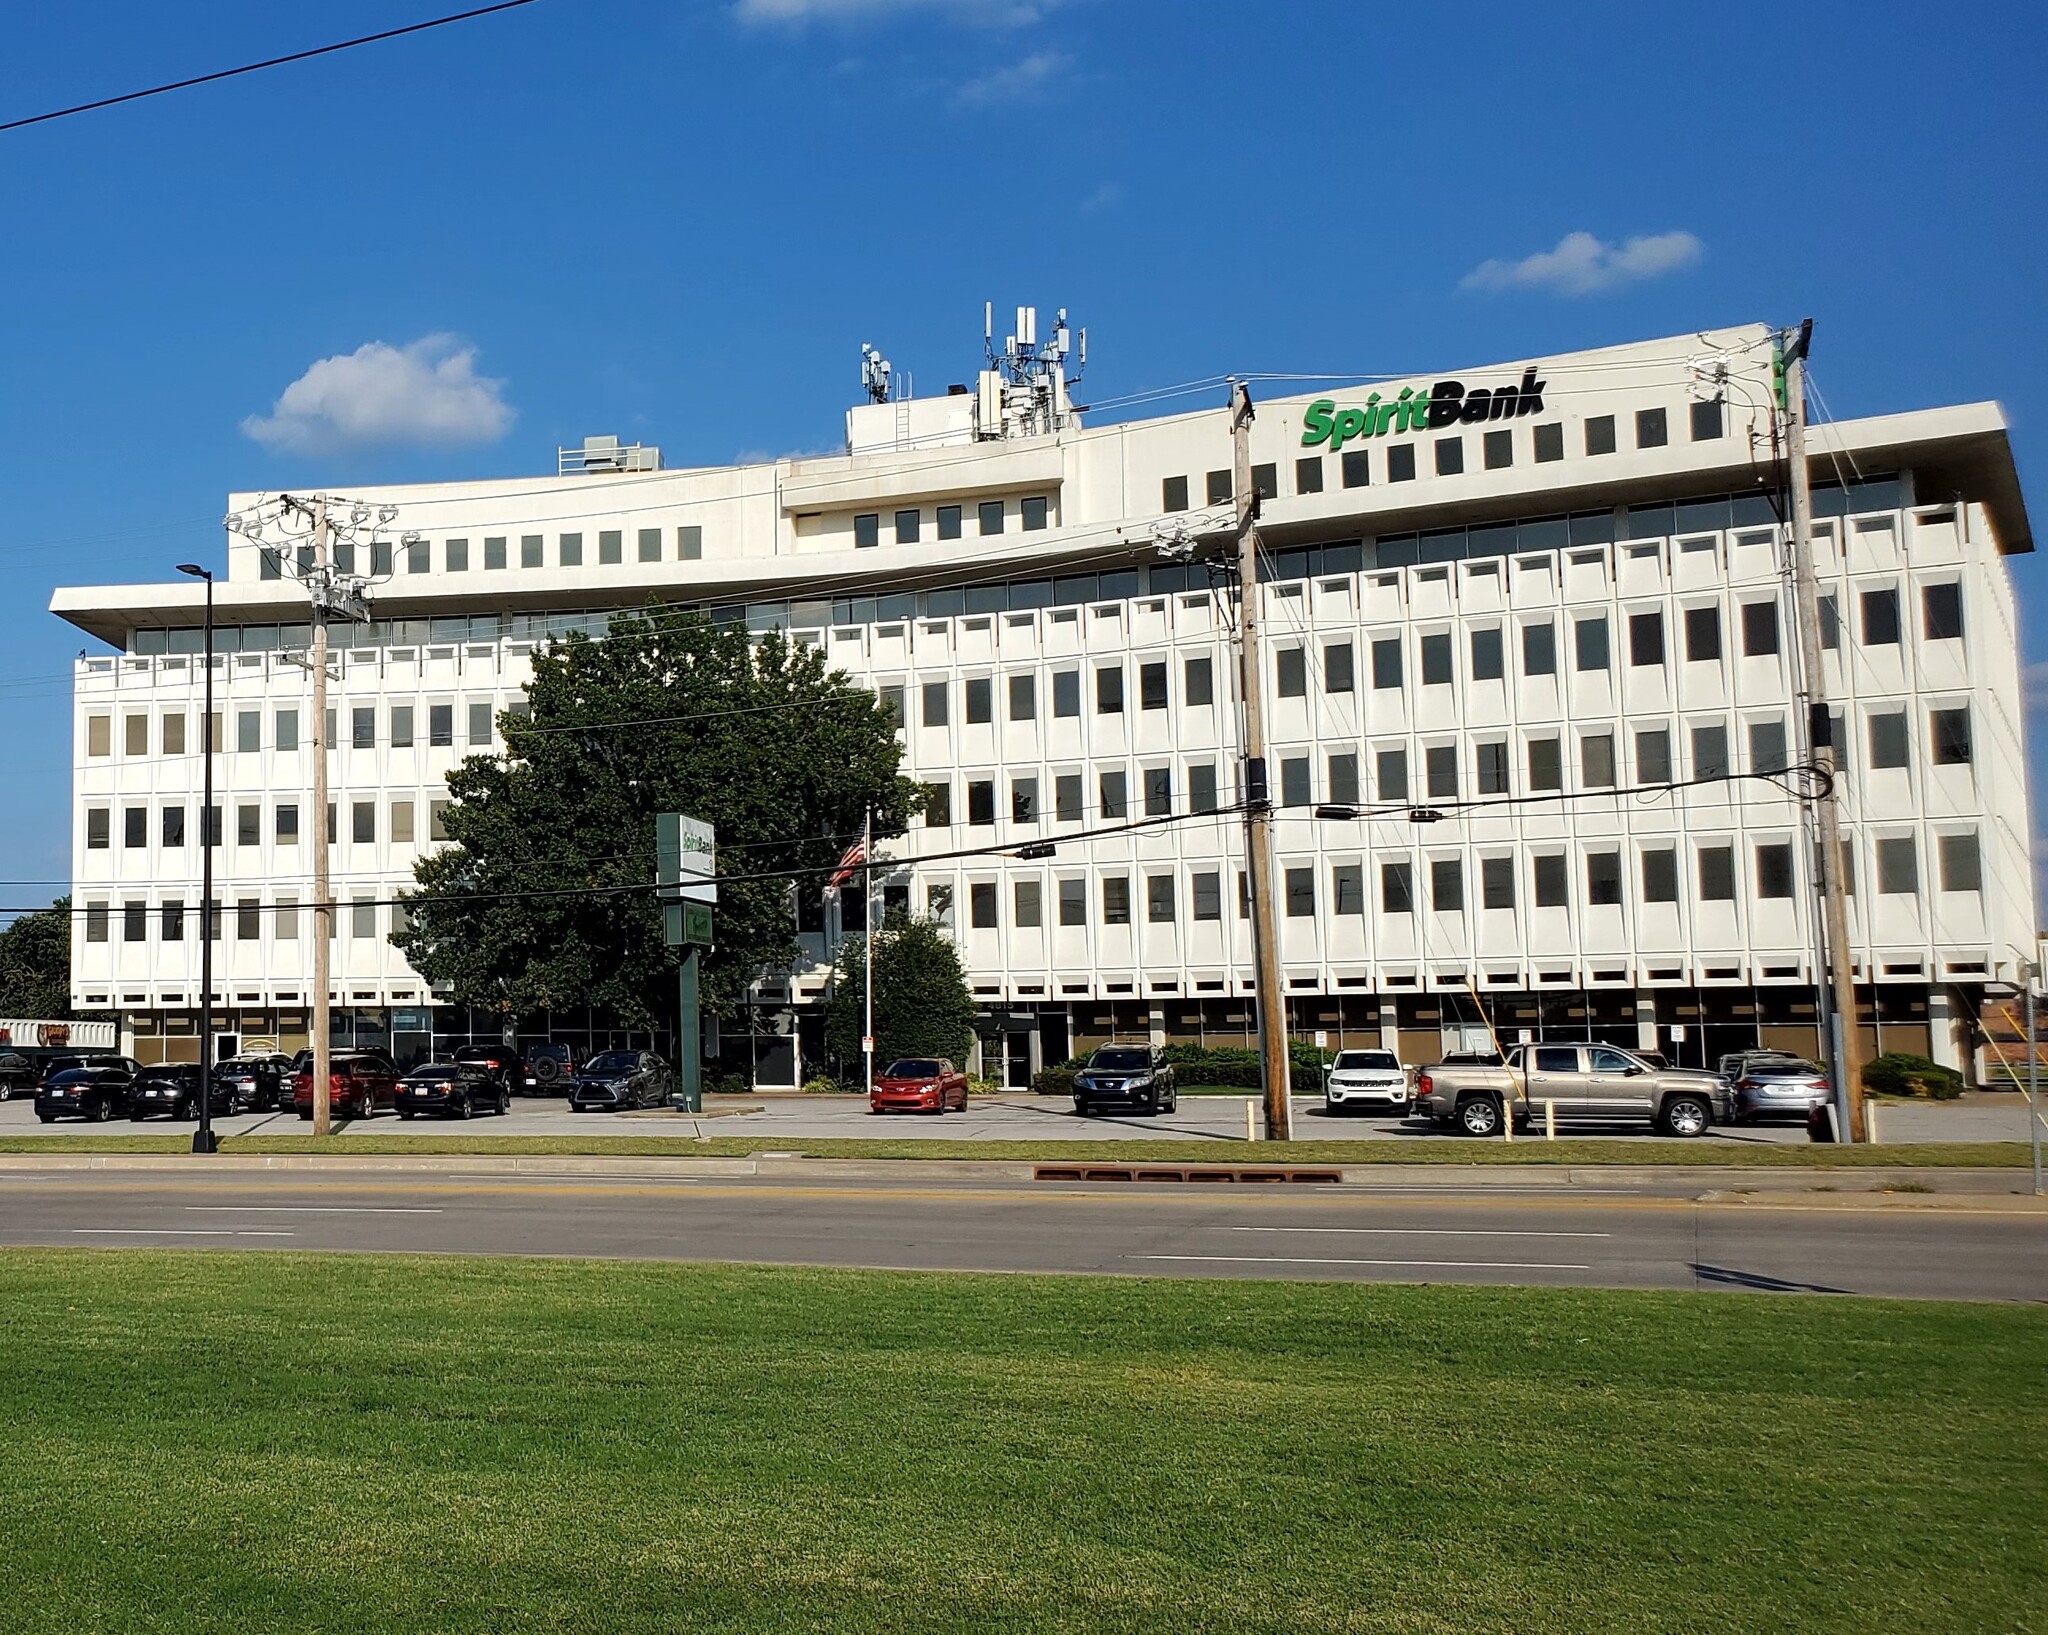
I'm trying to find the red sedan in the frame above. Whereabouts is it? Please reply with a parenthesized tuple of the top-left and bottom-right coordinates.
(869, 1057, 969, 1115)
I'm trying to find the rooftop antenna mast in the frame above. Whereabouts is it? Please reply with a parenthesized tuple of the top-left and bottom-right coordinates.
(975, 300, 1084, 441)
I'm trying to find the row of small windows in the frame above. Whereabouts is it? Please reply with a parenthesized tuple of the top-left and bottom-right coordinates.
(903, 704, 1974, 828)
(853, 497, 1049, 549)
(889, 658, 1216, 728)
(1162, 403, 1726, 514)
(128, 480, 1913, 655)
(259, 528, 707, 580)
(86, 701, 514, 757)
(86, 798, 452, 850)
(909, 829, 1985, 933)
(81, 898, 410, 944)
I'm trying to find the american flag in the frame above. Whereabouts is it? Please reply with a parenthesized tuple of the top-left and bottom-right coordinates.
(825, 838, 866, 896)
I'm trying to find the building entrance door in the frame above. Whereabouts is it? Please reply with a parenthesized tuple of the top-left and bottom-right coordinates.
(1005, 1032, 1033, 1089)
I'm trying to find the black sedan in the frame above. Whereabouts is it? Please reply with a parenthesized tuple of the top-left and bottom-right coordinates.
(396, 1063, 511, 1120)
(129, 1064, 213, 1121)
(36, 1065, 135, 1123)
(568, 1050, 672, 1112)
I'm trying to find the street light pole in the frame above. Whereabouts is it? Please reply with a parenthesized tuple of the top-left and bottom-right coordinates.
(177, 564, 218, 1154)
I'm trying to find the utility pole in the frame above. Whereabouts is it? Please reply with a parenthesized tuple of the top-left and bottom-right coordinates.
(310, 494, 334, 1137)
(1783, 321, 1866, 1141)
(1230, 381, 1291, 1140)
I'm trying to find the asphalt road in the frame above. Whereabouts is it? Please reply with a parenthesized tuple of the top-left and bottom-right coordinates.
(1, 1167, 2040, 1301)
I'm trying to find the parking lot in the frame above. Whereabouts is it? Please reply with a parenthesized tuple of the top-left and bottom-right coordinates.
(0, 1089, 1870, 1144)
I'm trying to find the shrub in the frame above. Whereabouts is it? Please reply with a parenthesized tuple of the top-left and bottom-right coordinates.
(1863, 1052, 1965, 1100)
(800, 1074, 843, 1096)
(966, 1075, 1001, 1096)
(1031, 1067, 1076, 1096)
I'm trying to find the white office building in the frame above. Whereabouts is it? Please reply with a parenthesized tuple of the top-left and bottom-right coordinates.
(53, 319, 2037, 1084)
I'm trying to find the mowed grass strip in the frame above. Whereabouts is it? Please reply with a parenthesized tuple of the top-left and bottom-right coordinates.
(0, 1253, 2040, 1633)
(0, 1132, 2031, 1166)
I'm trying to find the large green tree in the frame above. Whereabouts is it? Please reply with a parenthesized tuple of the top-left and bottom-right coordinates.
(824, 916, 978, 1074)
(393, 609, 921, 1028)
(0, 899, 74, 1019)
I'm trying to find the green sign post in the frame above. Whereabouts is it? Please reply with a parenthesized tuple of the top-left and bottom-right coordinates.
(656, 814, 715, 1112)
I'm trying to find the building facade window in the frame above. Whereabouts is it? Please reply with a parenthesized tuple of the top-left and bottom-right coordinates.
(1923, 582, 1964, 640)
(1636, 407, 1668, 448)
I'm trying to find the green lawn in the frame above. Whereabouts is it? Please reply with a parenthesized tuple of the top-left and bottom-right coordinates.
(0, 1130, 2030, 1166)
(0, 1253, 2038, 1632)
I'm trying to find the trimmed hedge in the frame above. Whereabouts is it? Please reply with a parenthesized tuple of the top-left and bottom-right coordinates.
(1863, 1052, 1965, 1100)
(1031, 1042, 1336, 1095)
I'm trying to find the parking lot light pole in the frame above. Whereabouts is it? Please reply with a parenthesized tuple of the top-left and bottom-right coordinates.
(177, 564, 219, 1155)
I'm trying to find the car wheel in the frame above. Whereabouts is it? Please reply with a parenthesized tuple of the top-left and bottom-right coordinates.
(1167, 1093, 1178, 1113)
(1660, 1094, 1710, 1139)
(1457, 1096, 1503, 1138)
(498, 1093, 510, 1116)
(92, 1100, 114, 1123)
(454, 1096, 472, 1121)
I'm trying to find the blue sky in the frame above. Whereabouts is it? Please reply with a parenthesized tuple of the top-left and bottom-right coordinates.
(1, 0, 2043, 914)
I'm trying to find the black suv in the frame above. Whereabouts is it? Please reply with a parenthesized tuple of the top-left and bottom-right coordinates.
(523, 1043, 577, 1094)
(129, 1064, 209, 1121)
(37, 1064, 137, 1123)
(1072, 1046, 1178, 1117)
(213, 1054, 295, 1113)
(568, 1051, 672, 1112)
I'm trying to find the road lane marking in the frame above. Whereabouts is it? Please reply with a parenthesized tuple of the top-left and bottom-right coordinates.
(184, 1206, 444, 1214)
(72, 1228, 296, 1237)
(1228, 1225, 1611, 1239)
(1140, 1254, 1594, 1270)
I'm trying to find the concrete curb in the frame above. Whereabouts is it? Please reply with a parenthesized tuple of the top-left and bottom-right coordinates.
(0, 1152, 2031, 1193)
(1696, 1188, 2048, 1213)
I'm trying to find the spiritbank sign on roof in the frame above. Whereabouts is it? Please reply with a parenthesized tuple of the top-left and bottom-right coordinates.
(1301, 368, 1549, 452)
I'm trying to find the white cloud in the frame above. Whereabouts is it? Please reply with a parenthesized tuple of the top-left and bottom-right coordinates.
(241, 335, 514, 456)
(735, 0, 1055, 24)
(1461, 230, 1704, 297)
(2025, 660, 2048, 710)
(953, 48, 1068, 107)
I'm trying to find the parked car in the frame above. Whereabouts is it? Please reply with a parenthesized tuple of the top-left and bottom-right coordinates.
(0, 1052, 37, 1101)
(213, 1053, 295, 1113)
(1730, 1058, 1832, 1124)
(1414, 1043, 1729, 1137)
(869, 1057, 969, 1115)
(523, 1042, 578, 1093)
(1717, 1049, 1810, 1082)
(291, 1051, 402, 1120)
(128, 1063, 212, 1121)
(1323, 1049, 1410, 1114)
(397, 1062, 511, 1120)
(1073, 1046, 1178, 1117)
(568, 1050, 672, 1112)
(452, 1045, 524, 1094)
(36, 1064, 135, 1123)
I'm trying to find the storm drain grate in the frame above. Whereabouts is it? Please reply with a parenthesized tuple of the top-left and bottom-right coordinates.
(1033, 1164, 1342, 1185)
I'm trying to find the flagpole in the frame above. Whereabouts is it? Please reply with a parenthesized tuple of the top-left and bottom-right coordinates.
(862, 804, 875, 1097)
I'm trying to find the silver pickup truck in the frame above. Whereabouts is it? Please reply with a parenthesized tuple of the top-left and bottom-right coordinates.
(1413, 1043, 1729, 1138)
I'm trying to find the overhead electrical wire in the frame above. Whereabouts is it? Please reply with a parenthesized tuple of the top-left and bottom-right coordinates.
(0, 1, 538, 134)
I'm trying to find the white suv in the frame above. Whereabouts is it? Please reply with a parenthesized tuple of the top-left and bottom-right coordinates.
(1323, 1049, 1410, 1113)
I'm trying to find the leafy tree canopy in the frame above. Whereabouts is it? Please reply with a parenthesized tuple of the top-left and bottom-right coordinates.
(0, 898, 75, 1019)
(393, 610, 920, 1029)
(824, 915, 978, 1074)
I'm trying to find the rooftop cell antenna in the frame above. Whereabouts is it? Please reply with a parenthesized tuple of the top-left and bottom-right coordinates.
(859, 343, 894, 405)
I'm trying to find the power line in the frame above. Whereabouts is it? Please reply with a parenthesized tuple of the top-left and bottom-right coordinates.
(0, 1, 538, 135)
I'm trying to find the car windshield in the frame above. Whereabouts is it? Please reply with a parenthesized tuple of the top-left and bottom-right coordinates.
(885, 1059, 942, 1078)
(585, 1052, 639, 1075)
(1332, 1051, 1399, 1071)
(1090, 1049, 1150, 1071)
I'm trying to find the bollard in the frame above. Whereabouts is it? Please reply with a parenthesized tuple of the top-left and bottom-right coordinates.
(1545, 1099, 1557, 1141)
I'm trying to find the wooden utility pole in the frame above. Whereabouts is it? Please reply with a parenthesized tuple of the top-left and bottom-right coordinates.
(310, 495, 334, 1136)
(1230, 382, 1291, 1140)
(1783, 323, 1866, 1140)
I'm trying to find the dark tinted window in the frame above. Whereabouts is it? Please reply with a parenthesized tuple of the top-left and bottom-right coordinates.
(1684, 606, 1722, 661)
(1585, 416, 1616, 456)
(1523, 622, 1556, 676)
(1295, 456, 1324, 494)
(1533, 422, 1564, 462)
(1691, 399, 1724, 440)
(1636, 407, 1668, 448)
(1923, 582, 1963, 640)
(1483, 429, 1513, 469)
(1741, 601, 1780, 656)
(1386, 444, 1416, 482)
(1434, 438, 1464, 476)
(1470, 627, 1504, 680)
(1861, 588, 1900, 645)
(1930, 706, 1972, 764)
(1628, 611, 1665, 666)
(1161, 475, 1188, 512)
